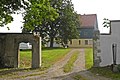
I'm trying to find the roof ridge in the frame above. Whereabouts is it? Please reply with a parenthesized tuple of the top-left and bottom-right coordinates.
(79, 14, 97, 16)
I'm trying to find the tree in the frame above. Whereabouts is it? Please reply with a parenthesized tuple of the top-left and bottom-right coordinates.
(23, 0, 59, 31)
(22, 0, 80, 47)
(0, 0, 58, 28)
(103, 18, 110, 28)
(58, 1, 79, 46)
(47, 0, 79, 47)
(0, 0, 28, 26)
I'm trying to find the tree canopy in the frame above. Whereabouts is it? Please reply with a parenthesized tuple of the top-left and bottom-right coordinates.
(23, 0, 80, 47)
(0, 0, 58, 27)
(23, 0, 59, 31)
(50, 0, 79, 47)
(0, 0, 27, 26)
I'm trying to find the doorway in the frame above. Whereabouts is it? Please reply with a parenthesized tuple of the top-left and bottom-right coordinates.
(18, 42, 32, 68)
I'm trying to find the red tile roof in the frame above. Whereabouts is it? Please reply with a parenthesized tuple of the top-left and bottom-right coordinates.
(79, 14, 97, 28)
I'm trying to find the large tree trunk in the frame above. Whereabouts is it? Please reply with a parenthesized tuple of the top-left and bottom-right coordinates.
(50, 37, 54, 48)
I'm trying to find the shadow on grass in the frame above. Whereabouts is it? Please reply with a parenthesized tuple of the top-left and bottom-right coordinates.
(52, 67, 113, 80)
(0, 67, 41, 76)
(52, 70, 88, 80)
(89, 66, 120, 80)
(0, 67, 115, 80)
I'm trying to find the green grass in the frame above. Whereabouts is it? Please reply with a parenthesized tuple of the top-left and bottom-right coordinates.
(85, 48, 93, 69)
(90, 67, 120, 79)
(20, 50, 32, 68)
(63, 51, 79, 73)
(73, 74, 87, 80)
(41, 48, 70, 70)
(20, 48, 70, 70)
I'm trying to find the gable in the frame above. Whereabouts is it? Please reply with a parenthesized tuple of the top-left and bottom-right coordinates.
(78, 14, 98, 29)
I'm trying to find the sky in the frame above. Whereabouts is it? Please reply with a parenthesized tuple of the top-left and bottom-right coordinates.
(72, 0, 120, 33)
(0, 0, 120, 33)
(0, 14, 23, 33)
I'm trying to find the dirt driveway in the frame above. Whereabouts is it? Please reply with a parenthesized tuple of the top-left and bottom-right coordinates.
(0, 48, 111, 80)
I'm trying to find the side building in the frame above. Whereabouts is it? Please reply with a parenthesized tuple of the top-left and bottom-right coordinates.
(100, 20, 120, 66)
(68, 14, 99, 48)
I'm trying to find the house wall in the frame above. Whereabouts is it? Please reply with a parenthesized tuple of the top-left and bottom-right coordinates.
(94, 16, 98, 30)
(100, 21, 120, 66)
(68, 39, 93, 48)
(100, 35, 113, 66)
(79, 28, 94, 39)
(46, 42, 62, 47)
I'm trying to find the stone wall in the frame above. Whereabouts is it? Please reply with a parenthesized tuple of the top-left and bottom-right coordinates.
(0, 33, 41, 68)
(0, 35, 5, 67)
(93, 30, 101, 67)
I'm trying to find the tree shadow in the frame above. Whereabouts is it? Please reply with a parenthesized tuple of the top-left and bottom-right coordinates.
(52, 70, 89, 80)
(52, 67, 113, 80)
(0, 68, 37, 75)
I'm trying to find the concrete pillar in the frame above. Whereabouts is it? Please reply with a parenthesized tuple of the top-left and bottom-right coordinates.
(32, 37, 41, 68)
(39, 37, 42, 67)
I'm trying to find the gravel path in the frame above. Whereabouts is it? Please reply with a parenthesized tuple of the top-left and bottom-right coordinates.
(73, 49, 85, 72)
(24, 49, 85, 80)
(23, 48, 111, 80)
(0, 48, 112, 80)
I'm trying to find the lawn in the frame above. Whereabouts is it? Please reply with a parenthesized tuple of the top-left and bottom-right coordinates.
(20, 50, 32, 68)
(20, 48, 70, 70)
(85, 48, 93, 69)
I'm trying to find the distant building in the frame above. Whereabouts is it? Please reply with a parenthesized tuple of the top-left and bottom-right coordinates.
(68, 14, 99, 47)
(19, 42, 32, 50)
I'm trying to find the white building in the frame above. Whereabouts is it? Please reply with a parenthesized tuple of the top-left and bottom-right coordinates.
(100, 20, 120, 66)
(19, 42, 32, 50)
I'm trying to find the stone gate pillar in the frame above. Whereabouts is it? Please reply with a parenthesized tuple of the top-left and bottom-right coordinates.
(32, 37, 41, 68)
(93, 30, 101, 67)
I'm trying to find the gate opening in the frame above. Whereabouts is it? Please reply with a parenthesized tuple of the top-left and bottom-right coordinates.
(19, 42, 32, 68)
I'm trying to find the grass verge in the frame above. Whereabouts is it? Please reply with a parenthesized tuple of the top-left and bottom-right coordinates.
(85, 48, 120, 79)
(90, 67, 120, 79)
(63, 51, 79, 73)
(85, 48, 93, 69)
(73, 74, 87, 80)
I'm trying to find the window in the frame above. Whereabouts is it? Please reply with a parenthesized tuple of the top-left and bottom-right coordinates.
(79, 40, 81, 45)
(89, 40, 93, 45)
(85, 40, 88, 45)
(70, 40, 72, 45)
